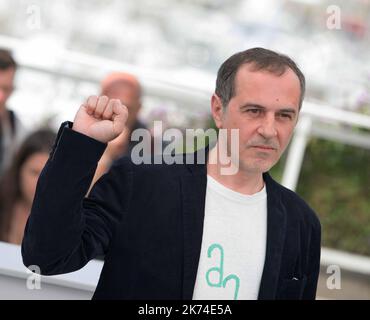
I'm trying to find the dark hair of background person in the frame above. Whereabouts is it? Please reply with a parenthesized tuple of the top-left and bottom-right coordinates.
(0, 128, 56, 241)
(0, 49, 17, 70)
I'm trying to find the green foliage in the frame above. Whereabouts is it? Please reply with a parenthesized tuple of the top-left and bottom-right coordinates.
(296, 139, 370, 256)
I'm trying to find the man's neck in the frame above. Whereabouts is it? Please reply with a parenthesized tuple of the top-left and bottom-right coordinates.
(206, 144, 264, 195)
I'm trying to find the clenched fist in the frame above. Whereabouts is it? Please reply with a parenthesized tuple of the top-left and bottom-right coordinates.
(72, 96, 128, 143)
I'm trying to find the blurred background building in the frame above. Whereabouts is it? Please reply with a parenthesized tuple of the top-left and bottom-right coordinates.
(0, 0, 369, 299)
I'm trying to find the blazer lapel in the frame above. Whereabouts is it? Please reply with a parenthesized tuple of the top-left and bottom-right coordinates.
(258, 172, 287, 299)
(180, 149, 208, 299)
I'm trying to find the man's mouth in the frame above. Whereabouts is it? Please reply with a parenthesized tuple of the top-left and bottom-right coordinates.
(251, 145, 276, 151)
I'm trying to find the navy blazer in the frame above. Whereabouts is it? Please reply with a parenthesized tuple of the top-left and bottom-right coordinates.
(22, 122, 321, 300)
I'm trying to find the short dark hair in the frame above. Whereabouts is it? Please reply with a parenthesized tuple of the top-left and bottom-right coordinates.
(215, 47, 305, 109)
(0, 49, 17, 71)
(0, 128, 56, 242)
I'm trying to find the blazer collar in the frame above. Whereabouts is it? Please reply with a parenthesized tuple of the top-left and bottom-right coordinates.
(257, 172, 287, 299)
(180, 147, 287, 300)
(181, 147, 208, 299)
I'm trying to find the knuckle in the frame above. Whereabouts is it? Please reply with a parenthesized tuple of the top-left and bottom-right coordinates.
(87, 96, 97, 106)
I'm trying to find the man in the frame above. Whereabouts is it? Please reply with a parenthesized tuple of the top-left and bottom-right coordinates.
(91, 72, 150, 187)
(0, 49, 26, 174)
(22, 47, 321, 300)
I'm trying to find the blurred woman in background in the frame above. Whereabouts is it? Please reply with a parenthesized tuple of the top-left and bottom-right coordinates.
(0, 128, 56, 244)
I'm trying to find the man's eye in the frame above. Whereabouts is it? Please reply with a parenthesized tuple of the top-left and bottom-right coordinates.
(247, 109, 261, 114)
(279, 113, 292, 120)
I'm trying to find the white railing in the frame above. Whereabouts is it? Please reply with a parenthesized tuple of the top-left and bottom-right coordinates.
(0, 242, 103, 299)
(282, 101, 370, 190)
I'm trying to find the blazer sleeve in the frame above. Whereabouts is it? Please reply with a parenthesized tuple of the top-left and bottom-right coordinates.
(302, 218, 322, 299)
(22, 122, 133, 275)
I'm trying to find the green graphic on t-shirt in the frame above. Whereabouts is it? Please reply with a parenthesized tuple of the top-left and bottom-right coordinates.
(205, 243, 240, 300)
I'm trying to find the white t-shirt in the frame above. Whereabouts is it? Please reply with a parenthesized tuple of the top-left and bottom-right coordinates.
(192, 175, 267, 300)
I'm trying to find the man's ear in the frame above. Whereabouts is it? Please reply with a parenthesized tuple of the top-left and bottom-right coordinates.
(211, 94, 225, 129)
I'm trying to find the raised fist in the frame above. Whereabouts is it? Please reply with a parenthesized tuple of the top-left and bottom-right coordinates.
(72, 95, 128, 143)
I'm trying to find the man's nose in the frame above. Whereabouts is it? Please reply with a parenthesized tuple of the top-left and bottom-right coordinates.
(257, 114, 277, 139)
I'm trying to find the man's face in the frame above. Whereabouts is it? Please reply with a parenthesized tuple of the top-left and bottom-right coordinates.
(103, 81, 141, 129)
(0, 68, 15, 113)
(212, 64, 301, 174)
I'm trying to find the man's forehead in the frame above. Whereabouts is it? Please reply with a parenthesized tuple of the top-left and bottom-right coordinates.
(232, 64, 301, 109)
(234, 64, 300, 91)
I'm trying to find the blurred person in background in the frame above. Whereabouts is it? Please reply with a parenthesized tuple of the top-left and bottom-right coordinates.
(0, 129, 56, 244)
(0, 49, 27, 176)
(91, 72, 152, 187)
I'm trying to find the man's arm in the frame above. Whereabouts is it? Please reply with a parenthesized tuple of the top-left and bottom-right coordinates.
(22, 96, 130, 275)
